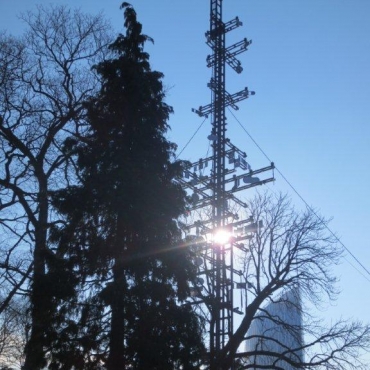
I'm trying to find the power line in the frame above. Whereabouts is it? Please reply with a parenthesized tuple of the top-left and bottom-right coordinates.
(176, 106, 370, 283)
(176, 117, 208, 159)
(227, 107, 370, 283)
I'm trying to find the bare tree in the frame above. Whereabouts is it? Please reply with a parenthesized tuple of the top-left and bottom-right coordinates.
(0, 297, 28, 369)
(0, 6, 111, 369)
(218, 193, 370, 369)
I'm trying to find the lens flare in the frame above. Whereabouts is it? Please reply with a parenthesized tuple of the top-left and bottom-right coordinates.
(214, 229, 232, 244)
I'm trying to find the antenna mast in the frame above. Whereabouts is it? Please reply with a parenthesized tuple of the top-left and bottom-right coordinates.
(181, 1, 274, 369)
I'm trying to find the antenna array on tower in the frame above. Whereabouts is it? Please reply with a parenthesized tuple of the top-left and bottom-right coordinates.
(180, 1, 274, 369)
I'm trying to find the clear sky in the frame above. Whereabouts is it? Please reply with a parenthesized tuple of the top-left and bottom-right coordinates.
(1, 0, 370, 357)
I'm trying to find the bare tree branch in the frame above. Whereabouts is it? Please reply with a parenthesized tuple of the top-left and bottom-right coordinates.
(217, 192, 370, 369)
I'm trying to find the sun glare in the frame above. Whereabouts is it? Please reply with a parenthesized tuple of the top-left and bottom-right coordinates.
(214, 229, 232, 245)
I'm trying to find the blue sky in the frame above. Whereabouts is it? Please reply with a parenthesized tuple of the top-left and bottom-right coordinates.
(1, 0, 370, 355)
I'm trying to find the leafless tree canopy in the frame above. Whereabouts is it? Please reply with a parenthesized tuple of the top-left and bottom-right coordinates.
(0, 297, 28, 368)
(220, 193, 370, 369)
(0, 5, 111, 367)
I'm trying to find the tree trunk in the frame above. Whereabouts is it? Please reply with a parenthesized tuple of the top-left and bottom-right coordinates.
(23, 178, 49, 370)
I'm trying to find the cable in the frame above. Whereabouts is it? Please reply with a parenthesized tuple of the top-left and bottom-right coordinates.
(176, 106, 370, 282)
(176, 116, 208, 159)
(227, 107, 370, 282)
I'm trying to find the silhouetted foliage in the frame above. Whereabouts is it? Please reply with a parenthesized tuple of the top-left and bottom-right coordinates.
(51, 3, 205, 369)
(0, 5, 111, 369)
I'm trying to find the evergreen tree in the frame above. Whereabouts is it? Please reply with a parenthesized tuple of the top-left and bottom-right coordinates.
(52, 3, 204, 369)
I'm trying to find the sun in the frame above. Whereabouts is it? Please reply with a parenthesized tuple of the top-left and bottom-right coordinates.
(213, 229, 232, 245)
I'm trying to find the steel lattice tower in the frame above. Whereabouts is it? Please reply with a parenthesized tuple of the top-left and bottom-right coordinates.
(180, 1, 274, 369)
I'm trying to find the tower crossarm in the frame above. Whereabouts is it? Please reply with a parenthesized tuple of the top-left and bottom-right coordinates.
(178, 178, 212, 199)
(231, 177, 275, 194)
(184, 2, 276, 368)
(206, 16, 243, 48)
(225, 139, 247, 158)
(192, 87, 254, 117)
(223, 16, 243, 33)
(184, 188, 248, 211)
(226, 163, 275, 186)
(186, 155, 214, 170)
(226, 87, 255, 110)
(225, 38, 252, 59)
(207, 38, 252, 73)
(225, 192, 248, 208)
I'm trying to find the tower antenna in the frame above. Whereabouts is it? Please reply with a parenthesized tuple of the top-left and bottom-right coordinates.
(181, 1, 274, 368)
